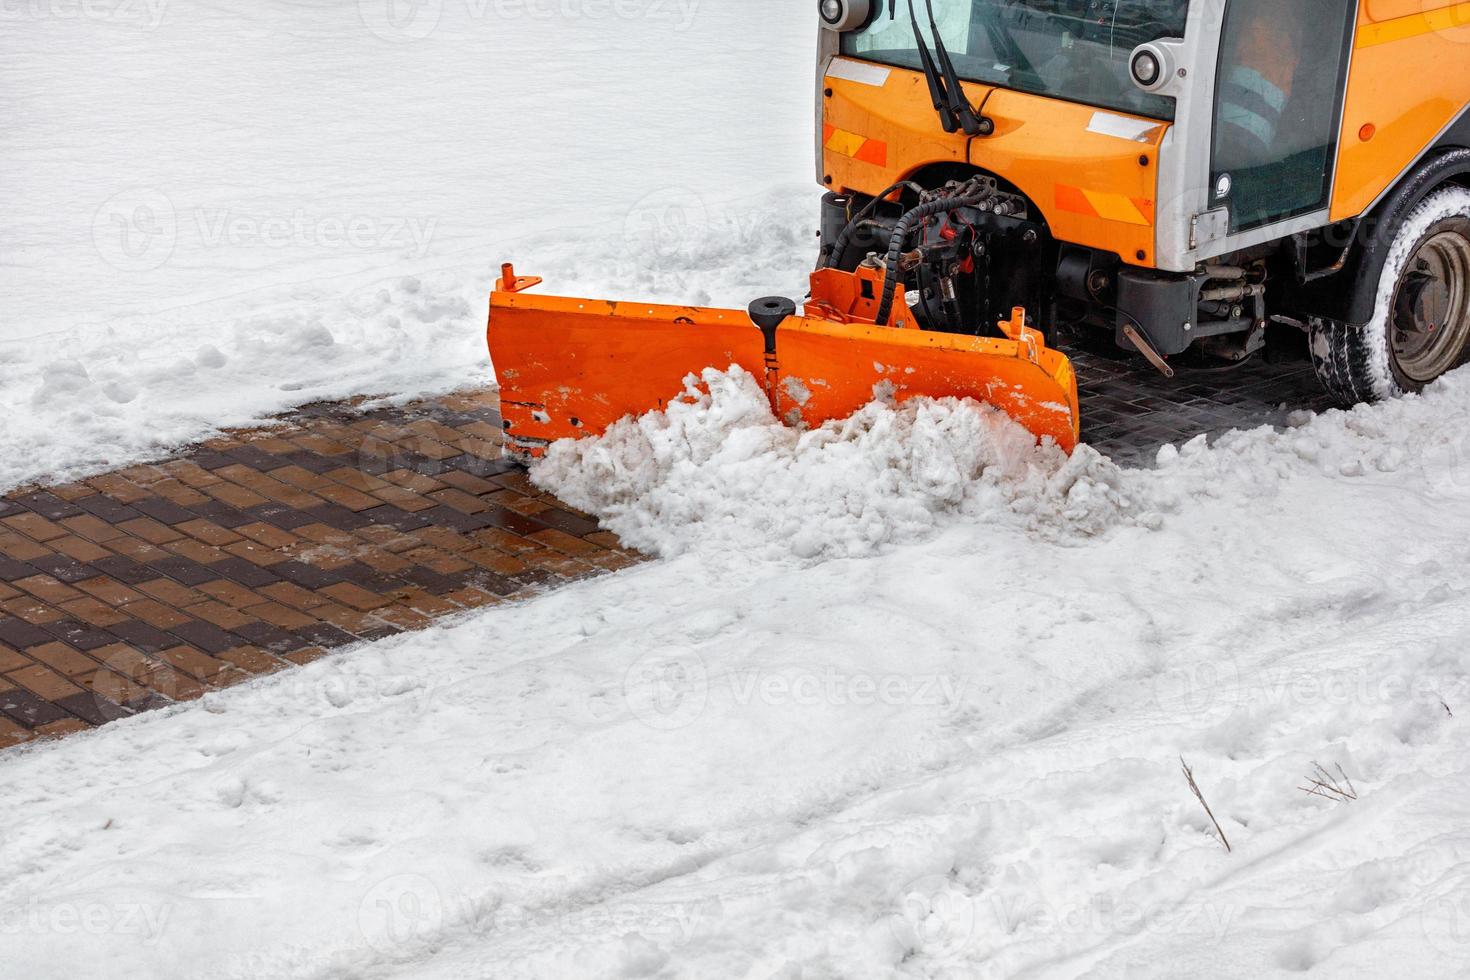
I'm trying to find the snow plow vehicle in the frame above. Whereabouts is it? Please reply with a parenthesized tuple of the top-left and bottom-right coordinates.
(490, 0, 1470, 459)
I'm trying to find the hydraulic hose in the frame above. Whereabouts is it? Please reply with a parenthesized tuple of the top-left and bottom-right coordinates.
(874, 189, 991, 327)
(821, 180, 925, 269)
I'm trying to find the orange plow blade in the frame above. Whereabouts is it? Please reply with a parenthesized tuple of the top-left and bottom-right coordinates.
(487, 265, 1080, 458)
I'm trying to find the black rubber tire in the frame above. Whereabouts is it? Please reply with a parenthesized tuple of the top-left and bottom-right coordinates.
(1310, 186, 1470, 407)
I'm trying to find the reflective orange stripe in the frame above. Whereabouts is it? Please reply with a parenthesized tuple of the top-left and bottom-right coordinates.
(1054, 184, 1153, 226)
(825, 126, 887, 168)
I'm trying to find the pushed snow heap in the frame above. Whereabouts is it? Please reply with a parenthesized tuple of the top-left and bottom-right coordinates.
(531, 366, 1150, 560)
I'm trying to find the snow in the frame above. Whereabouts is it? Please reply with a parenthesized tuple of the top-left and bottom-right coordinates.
(0, 0, 817, 492)
(6, 366, 1470, 976)
(7, 4, 1470, 978)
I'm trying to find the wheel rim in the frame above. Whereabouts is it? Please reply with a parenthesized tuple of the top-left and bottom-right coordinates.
(1391, 229, 1470, 383)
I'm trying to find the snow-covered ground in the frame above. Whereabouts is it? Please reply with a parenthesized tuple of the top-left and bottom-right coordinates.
(5, 368, 1470, 978)
(6, 4, 1470, 979)
(0, 0, 816, 491)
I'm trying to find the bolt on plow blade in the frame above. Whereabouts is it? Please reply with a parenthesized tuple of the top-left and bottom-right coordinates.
(488, 271, 1080, 459)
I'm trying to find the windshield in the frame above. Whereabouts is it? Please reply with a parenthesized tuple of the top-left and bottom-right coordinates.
(842, 0, 1190, 121)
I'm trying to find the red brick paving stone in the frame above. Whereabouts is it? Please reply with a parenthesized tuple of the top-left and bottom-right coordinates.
(259, 581, 330, 611)
(176, 519, 244, 547)
(233, 522, 298, 550)
(216, 646, 288, 675)
(61, 594, 135, 627)
(242, 601, 317, 630)
(137, 578, 206, 608)
(0, 716, 32, 746)
(282, 646, 328, 666)
(28, 641, 102, 678)
(107, 537, 170, 562)
(197, 579, 267, 609)
(203, 481, 272, 511)
(0, 533, 52, 563)
(464, 548, 530, 576)
(34, 718, 91, 738)
(15, 575, 82, 605)
(7, 663, 87, 702)
(184, 601, 257, 631)
(164, 538, 232, 565)
(59, 513, 130, 543)
(119, 599, 195, 628)
(50, 535, 114, 563)
(2, 597, 66, 625)
(3, 512, 69, 542)
(156, 646, 244, 686)
(119, 517, 184, 545)
(527, 528, 603, 557)
(315, 484, 384, 512)
(75, 576, 145, 606)
(222, 540, 289, 566)
(320, 582, 392, 612)
(0, 644, 32, 673)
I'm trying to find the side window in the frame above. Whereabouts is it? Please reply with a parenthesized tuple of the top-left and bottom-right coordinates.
(1210, 0, 1356, 232)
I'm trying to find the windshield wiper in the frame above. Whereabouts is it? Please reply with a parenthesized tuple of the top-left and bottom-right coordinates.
(906, 0, 958, 133)
(922, 0, 989, 136)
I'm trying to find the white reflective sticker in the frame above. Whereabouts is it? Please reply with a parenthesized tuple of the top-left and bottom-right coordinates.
(1086, 111, 1162, 143)
(825, 58, 891, 87)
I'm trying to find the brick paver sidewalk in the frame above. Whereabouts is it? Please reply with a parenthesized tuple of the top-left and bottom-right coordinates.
(0, 390, 639, 750)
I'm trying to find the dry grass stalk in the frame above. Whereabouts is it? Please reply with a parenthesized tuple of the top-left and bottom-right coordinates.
(1180, 757, 1231, 853)
(1298, 761, 1358, 803)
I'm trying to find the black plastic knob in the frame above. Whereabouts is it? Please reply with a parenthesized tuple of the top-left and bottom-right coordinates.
(748, 296, 796, 353)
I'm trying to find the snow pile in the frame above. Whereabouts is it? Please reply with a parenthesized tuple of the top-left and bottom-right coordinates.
(538, 363, 1470, 564)
(534, 366, 1152, 559)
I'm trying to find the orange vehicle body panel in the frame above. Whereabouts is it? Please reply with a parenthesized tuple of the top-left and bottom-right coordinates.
(488, 271, 1080, 458)
(822, 61, 1165, 265)
(1333, 0, 1470, 221)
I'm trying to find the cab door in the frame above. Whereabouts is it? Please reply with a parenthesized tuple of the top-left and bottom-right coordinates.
(1208, 0, 1357, 233)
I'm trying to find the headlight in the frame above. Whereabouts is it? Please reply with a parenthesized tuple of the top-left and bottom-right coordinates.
(1129, 41, 1177, 94)
(819, 0, 870, 31)
(1131, 50, 1161, 87)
